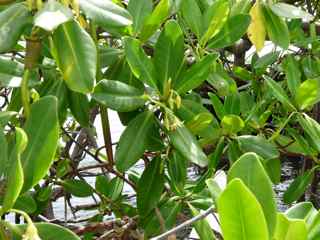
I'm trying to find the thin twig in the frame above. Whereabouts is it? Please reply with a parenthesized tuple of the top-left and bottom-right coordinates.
(151, 206, 215, 240)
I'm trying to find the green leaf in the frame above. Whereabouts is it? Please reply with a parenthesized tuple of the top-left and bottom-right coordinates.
(52, 20, 97, 94)
(137, 158, 164, 216)
(140, 0, 170, 42)
(0, 111, 17, 126)
(224, 93, 240, 115)
(295, 79, 320, 110)
(1, 128, 27, 214)
(128, 0, 152, 33)
(96, 176, 124, 201)
(273, 213, 308, 240)
(0, 130, 8, 177)
(189, 204, 216, 240)
(0, 3, 31, 53)
(207, 14, 251, 49)
(116, 111, 156, 172)
(209, 93, 225, 120)
(168, 150, 188, 194)
(270, 3, 313, 21)
(180, 0, 203, 39)
(282, 55, 301, 96)
(260, 4, 290, 49)
(283, 170, 314, 204)
(254, 51, 280, 71)
(14, 193, 37, 214)
(34, 0, 73, 31)
(228, 153, 277, 236)
(264, 76, 296, 111)
(201, 0, 229, 45)
(168, 124, 208, 167)
(175, 54, 218, 94)
(12, 223, 80, 240)
(62, 179, 93, 197)
(298, 114, 320, 153)
(221, 114, 244, 134)
(154, 20, 184, 92)
(68, 91, 90, 127)
(78, 0, 132, 28)
(93, 79, 146, 112)
(218, 178, 269, 240)
(237, 135, 279, 160)
(124, 37, 158, 90)
(22, 96, 59, 192)
(285, 202, 317, 221)
(185, 112, 214, 135)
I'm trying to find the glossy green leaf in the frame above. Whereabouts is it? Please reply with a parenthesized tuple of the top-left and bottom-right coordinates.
(273, 213, 308, 240)
(228, 153, 277, 236)
(221, 114, 244, 134)
(68, 91, 90, 127)
(116, 111, 156, 172)
(124, 37, 158, 89)
(218, 178, 269, 240)
(168, 150, 188, 194)
(270, 3, 313, 21)
(282, 55, 301, 96)
(128, 0, 152, 34)
(175, 54, 217, 94)
(62, 179, 93, 197)
(93, 79, 146, 112)
(22, 96, 59, 192)
(168, 124, 208, 167)
(206, 178, 222, 201)
(12, 223, 80, 240)
(261, 4, 290, 49)
(185, 112, 214, 135)
(1, 127, 27, 214)
(237, 135, 279, 160)
(154, 20, 184, 92)
(264, 76, 296, 111)
(180, 0, 203, 39)
(285, 202, 317, 223)
(34, 0, 73, 31)
(78, 0, 132, 28)
(295, 79, 320, 110)
(209, 93, 225, 120)
(0, 3, 31, 53)
(137, 158, 164, 216)
(189, 204, 216, 240)
(208, 14, 251, 49)
(140, 0, 170, 42)
(298, 113, 320, 153)
(284, 170, 314, 204)
(201, 0, 229, 45)
(52, 20, 97, 94)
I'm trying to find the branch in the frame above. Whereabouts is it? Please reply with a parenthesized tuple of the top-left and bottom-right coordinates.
(151, 206, 215, 240)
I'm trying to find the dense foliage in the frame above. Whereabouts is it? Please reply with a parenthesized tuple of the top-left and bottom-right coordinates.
(1, 0, 320, 239)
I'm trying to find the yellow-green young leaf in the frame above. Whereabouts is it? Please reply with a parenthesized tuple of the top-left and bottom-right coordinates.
(228, 153, 277, 237)
(137, 158, 164, 216)
(189, 204, 216, 240)
(273, 213, 307, 240)
(154, 20, 184, 93)
(124, 37, 158, 90)
(260, 4, 290, 49)
(185, 112, 214, 135)
(21, 96, 59, 192)
(295, 79, 320, 110)
(218, 179, 269, 240)
(0, 3, 31, 53)
(207, 14, 251, 49)
(115, 111, 156, 172)
(93, 79, 147, 112)
(168, 124, 208, 167)
(221, 114, 244, 134)
(140, 0, 170, 42)
(247, 2, 266, 52)
(201, 0, 230, 45)
(52, 20, 97, 94)
(1, 128, 27, 214)
(12, 223, 80, 240)
(78, 0, 132, 28)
